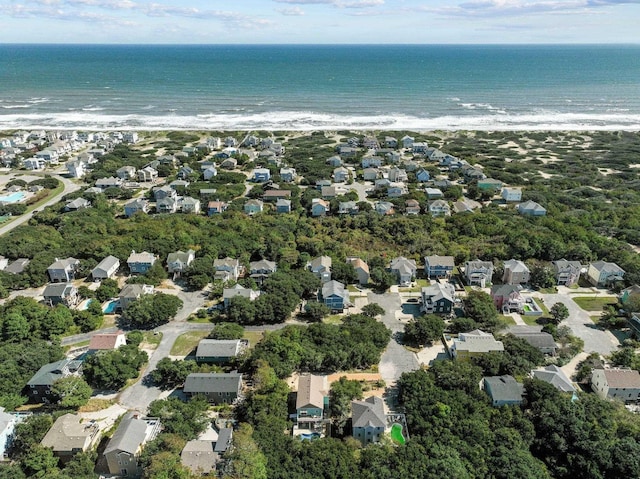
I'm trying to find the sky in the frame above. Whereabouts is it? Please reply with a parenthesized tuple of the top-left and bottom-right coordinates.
(0, 0, 638, 44)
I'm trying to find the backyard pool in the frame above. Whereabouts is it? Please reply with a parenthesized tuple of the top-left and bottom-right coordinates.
(390, 423, 406, 445)
(0, 192, 26, 203)
(80, 299, 95, 310)
(103, 300, 120, 314)
(298, 432, 321, 441)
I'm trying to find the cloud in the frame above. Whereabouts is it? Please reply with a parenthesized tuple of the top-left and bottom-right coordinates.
(277, 6, 305, 15)
(273, 0, 384, 8)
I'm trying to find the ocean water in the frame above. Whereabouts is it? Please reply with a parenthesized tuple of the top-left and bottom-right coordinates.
(1, 44, 639, 131)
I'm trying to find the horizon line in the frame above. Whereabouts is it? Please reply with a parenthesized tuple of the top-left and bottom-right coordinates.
(1, 42, 639, 47)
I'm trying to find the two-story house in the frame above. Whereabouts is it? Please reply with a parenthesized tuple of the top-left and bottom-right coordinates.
(390, 257, 417, 286)
(103, 413, 159, 477)
(352, 397, 386, 446)
(47, 257, 80, 283)
(502, 259, 530, 285)
(320, 280, 349, 311)
(295, 374, 328, 433)
(552, 259, 582, 287)
(464, 260, 494, 287)
(309, 256, 332, 283)
(127, 251, 157, 274)
(587, 261, 625, 287)
(249, 259, 277, 284)
(424, 255, 455, 280)
(421, 282, 456, 315)
(213, 257, 242, 282)
(167, 249, 195, 276)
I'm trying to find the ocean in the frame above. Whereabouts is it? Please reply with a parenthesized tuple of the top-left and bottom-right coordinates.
(1, 44, 639, 131)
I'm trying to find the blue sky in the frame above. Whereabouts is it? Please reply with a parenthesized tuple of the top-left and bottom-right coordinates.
(0, 0, 638, 44)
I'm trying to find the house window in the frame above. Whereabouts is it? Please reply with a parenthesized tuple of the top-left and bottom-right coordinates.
(121, 469, 128, 476)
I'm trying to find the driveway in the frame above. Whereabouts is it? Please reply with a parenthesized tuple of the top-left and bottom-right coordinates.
(541, 293, 619, 355)
(367, 292, 420, 385)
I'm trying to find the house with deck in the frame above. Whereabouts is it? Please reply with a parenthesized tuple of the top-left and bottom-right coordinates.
(195, 339, 246, 364)
(424, 255, 455, 280)
(103, 413, 160, 477)
(127, 251, 157, 274)
(320, 280, 349, 311)
(390, 257, 417, 286)
(167, 249, 195, 276)
(421, 282, 456, 315)
(352, 397, 386, 446)
(295, 374, 328, 433)
(587, 261, 625, 287)
(451, 330, 504, 361)
(502, 259, 530, 285)
(592, 368, 640, 402)
(464, 260, 494, 287)
(213, 257, 242, 282)
(91, 255, 120, 281)
(47, 257, 80, 283)
(43, 283, 79, 307)
(40, 414, 100, 463)
(552, 259, 582, 287)
(183, 373, 243, 405)
(119, 284, 154, 311)
(309, 256, 332, 283)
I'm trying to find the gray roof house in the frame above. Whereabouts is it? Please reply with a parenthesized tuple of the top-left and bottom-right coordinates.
(64, 197, 91, 212)
(119, 284, 154, 311)
(195, 339, 246, 364)
(517, 200, 547, 217)
(532, 365, 576, 393)
(421, 282, 456, 315)
(503, 259, 530, 285)
(167, 249, 195, 275)
(552, 259, 582, 287)
(424, 255, 455, 279)
(452, 329, 504, 360)
(507, 325, 557, 356)
(223, 284, 261, 307)
(47, 257, 80, 282)
(127, 251, 157, 274)
(104, 413, 160, 477)
(213, 257, 242, 282)
(5, 258, 29, 274)
(124, 198, 149, 217)
(309, 256, 332, 283)
(183, 372, 243, 405)
(464, 260, 494, 287)
(587, 261, 625, 287)
(352, 397, 386, 446)
(91, 255, 120, 281)
(320, 280, 349, 311)
(26, 359, 82, 403)
(389, 257, 417, 286)
(180, 196, 201, 214)
(181, 428, 233, 475)
(43, 283, 79, 307)
(40, 413, 101, 463)
(483, 376, 524, 407)
(249, 259, 277, 283)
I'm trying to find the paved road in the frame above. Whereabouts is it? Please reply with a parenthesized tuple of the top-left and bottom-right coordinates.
(0, 174, 81, 237)
(368, 292, 420, 385)
(541, 293, 619, 355)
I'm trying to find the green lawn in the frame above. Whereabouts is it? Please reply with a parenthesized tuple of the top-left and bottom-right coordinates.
(499, 315, 516, 326)
(242, 331, 264, 348)
(324, 315, 344, 325)
(141, 331, 163, 349)
(170, 331, 209, 356)
(573, 296, 618, 312)
(535, 298, 549, 315)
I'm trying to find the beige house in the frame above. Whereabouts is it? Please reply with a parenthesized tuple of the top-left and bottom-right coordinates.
(592, 368, 640, 402)
(40, 414, 101, 463)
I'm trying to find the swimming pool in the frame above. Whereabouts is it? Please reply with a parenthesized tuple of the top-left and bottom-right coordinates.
(103, 300, 120, 314)
(0, 192, 26, 203)
(390, 423, 406, 445)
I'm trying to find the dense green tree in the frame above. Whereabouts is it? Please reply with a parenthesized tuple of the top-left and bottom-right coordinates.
(209, 322, 245, 340)
(361, 303, 385, 318)
(51, 376, 93, 408)
(226, 296, 257, 325)
(550, 302, 570, 324)
(95, 278, 119, 302)
(329, 376, 363, 436)
(303, 301, 330, 322)
(83, 345, 148, 390)
(223, 423, 267, 479)
(123, 293, 183, 328)
(529, 262, 557, 290)
(9, 414, 54, 459)
(147, 397, 209, 440)
(404, 314, 445, 346)
(150, 358, 199, 389)
(20, 444, 60, 478)
(463, 290, 500, 331)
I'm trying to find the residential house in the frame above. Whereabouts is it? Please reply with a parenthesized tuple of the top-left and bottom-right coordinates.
(180, 196, 201, 214)
(181, 429, 232, 476)
(157, 196, 179, 214)
(208, 201, 228, 216)
(321, 186, 337, 199)
(213, 257, 242, 282)
(620, 285, 640, 305)
(263, 190, 291, 202)
(363, 168, 379, 181)
(552, 259, 582, 287)
(153, 185, 176, 201)
(280, 167, 297, 182)
(464, 260, 494, 287)
(195, 339, 246, 364)
(0, 256, 7, 271)
(104, 413, 159, 477)
(43, 283, 79, 307)
(169, 179, 190, 191)
(5, 258, 29, 274)
(183, 373, 243, 405)
(337, 146, 357, 158)
(47, 257, 80, 282)
(416, 168, 431, 183)
(429, 199, 451, 217)
(374, 201, 395, 216)
(477, 178, 503, 193)
(138, 166, 158, 182)
(531, 365, 576, 393)
(501, 187, 522, 202)
(224, 136, 237, 147)
(362, 156, 383, 168)
(503, 259, 530, 285)
(412, 142, 429, 154)
(127, 251, 157, 274)
(66, 160, 86, 178)
(119, 284, 154, 311)
(451, 330, 504, 360)
(249, 259, 277, 284)
(491, 284, 525, 312)
(389, 257, 417, 286)
(0, 407, 23, 461)
(244, 199, 264, 216)
(425, 188, 444, 199)
(123, 132, 139, 143)
(203, 166, 218, 180)
(421, 282, 456, 315)
(40, 414, 100, 463)
(24, 158, 46, 170)
(482, 376, 524, 407)
(64, 197, 91, 212)
(352, 397, 386, 446)
(517, 200, 547, 217)
(91, 255, 120, 281)
(462, 165, 486, 181)
(295, 374, 328, 431)
(116, 165, 137, 180)
(220, 158, 238, 169)
(177, 165, 194, 179)
(167, 249, 195, 276)
(309, 256, 332, 283)
(374, 178, 391, 191)
(405, 199, 421, 215)
(362, 136, 379, 149)
(320, 280, 349, 311)
(424, 255, 455, 280)
(276, 198, 292, 213)
(592, 368, 640, 402)
(311, 198, 330, 217)
(96, 176, 123, 189)
(124, 198, 149, 217)
(338, 201, 359, 215)
(88, 331, 127, 354)
(252, 168, 271, 183)
(387, 182, 408, 198)
(401, 135, 414, 148)
(452, 197, 482, 214)
(587, 261, 625, 287)
(333, 167, 349, 183)
(26, 359, 83, 402)
(388, 167, 408, 183)
(326, 155, 343, 167)
(223, 284, 260, 307)
(346, 257, 370, 285)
